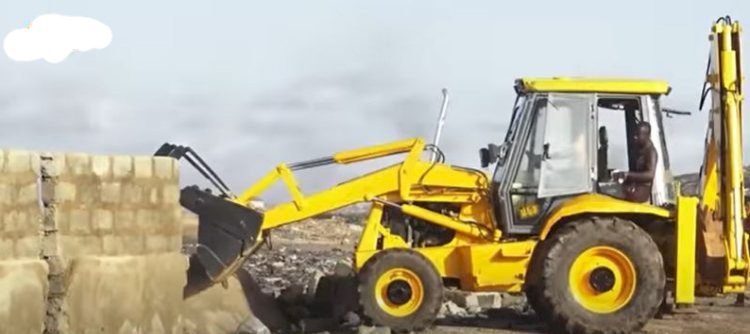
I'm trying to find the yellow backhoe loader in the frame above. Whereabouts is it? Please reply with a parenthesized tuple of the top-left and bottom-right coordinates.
(157, 16, 748, 334)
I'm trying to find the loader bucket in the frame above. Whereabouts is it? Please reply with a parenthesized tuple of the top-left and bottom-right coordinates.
(180, 185, 264, 297)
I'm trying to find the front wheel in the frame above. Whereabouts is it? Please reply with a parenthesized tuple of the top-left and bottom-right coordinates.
(358, 249, 443, 332)
(525, 216, 665, 334)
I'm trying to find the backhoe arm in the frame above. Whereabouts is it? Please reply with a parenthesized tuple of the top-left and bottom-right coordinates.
(697, 16, 748, 292)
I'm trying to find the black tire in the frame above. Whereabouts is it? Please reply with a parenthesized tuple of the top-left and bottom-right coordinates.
(358, 249, 443, 332)
(525, 216, 665, 334)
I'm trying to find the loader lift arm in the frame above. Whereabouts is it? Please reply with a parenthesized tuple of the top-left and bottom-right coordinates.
(164, 137, 492, 296)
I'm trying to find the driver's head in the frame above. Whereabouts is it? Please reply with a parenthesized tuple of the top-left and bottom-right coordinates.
(635, 122, 651, 147)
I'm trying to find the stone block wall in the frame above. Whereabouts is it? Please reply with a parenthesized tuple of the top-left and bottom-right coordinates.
(0, 150, 186, 334)
(0, 150, 48, 334)
(40, 153, 185, 334)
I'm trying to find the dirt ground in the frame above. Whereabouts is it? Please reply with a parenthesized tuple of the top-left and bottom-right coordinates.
(432, 298, 749, 334)
(247, 218, 750, 334)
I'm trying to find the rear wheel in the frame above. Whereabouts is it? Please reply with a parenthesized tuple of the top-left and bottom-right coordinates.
(525, 216, 665, 334)
(358, 249, 443, 332)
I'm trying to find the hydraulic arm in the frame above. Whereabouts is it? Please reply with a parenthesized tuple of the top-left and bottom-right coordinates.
(697, 16, 749, 293)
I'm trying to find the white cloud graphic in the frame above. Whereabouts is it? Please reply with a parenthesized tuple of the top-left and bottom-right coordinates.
(3, 14, 112, 64)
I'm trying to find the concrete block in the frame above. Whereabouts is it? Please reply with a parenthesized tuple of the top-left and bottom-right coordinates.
(92, 155, 112, 178)
(0, 260, 48, 334)
(92, 209, 114, 232)
(5, 150, 33, 173)
(17, 183, 38, 204)
(40, 152, 66, 177)
(112, 156, 133, 178)
(61, 254, 185, 334)
(100, 182, 121, 203)
(14, 236, 40, 259)
(69, 209, 92, 234)
(154, 158, 174, 180)
(54, 181, 77, 203)
(41, 233, 59, 257)
(444, 290, 503, 310)
(134, 157, 154, 179)
(66, 153, 92, 176)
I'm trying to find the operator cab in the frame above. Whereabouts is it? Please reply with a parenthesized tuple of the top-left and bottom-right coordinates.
(481, 78, 675, 235)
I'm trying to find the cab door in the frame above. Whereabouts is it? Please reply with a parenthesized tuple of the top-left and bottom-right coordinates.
(500, 93, 595, 234)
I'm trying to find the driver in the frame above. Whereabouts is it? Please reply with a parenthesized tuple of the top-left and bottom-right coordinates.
(615, 122, 657, 203)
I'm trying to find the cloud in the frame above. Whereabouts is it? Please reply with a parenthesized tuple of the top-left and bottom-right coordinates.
(3, 14, 112, 63)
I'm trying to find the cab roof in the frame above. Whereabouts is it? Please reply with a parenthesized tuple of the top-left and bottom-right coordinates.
(517, 77, 671, 95)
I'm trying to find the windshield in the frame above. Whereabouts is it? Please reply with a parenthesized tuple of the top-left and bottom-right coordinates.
(500, 94, 528, 163)
(490, 94, 529, 183)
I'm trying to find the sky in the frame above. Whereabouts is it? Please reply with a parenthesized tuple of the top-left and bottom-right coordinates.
(0, 0, 747, 201)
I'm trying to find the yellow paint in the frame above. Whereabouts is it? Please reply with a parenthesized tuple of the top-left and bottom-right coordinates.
(375, 268, 424, 317)
(568, 246, 636, 314)
(519, 77, 670, 95)
(539, 194, 672, 240)
(675, 195, 698, 304)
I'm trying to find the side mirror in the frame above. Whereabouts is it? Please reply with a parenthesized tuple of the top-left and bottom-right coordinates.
(479, 148, 491, 168)
(480, 143, 504, 168)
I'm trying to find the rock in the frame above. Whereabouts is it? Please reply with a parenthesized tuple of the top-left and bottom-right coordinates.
(278, 284, 306, 304)
(444, 290, 502, 310)
(358, 325, 392, 334)
(235, 316, 270, 334)
(333, 260, 354, 277)
(340, 311, 361, 327)
(440, 300, 469, 317)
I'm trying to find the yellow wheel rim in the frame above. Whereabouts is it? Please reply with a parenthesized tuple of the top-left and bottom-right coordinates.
(374, 268, 424, 317)
(568, 246, 636, 314)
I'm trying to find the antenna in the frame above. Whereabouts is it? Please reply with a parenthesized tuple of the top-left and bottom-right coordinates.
(431, 88, 449, 162)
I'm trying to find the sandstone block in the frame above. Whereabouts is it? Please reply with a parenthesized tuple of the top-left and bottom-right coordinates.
(162, 184, 180, 204)
(102, 235, 124, 255)
(17, 183, 39, 204)
(66, 153, 92, 176)
(154, 157, 174, 180)
(14, 236, 40, 259)
(93, 209, 114, 232)
(134, 157, 154, 179)
(0, 238, 14, 260)
(112, 156, 133, 178)
(114, 210, 135, 233)
(5, 150, 33, 173)
(69, 209, 92, 234)
(122, 184, 143, 204)
(54, 181, 77, 203)
(100, 182, 121, 203)
(0, 184, 12, 205)
(92, 155, 112, 178)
